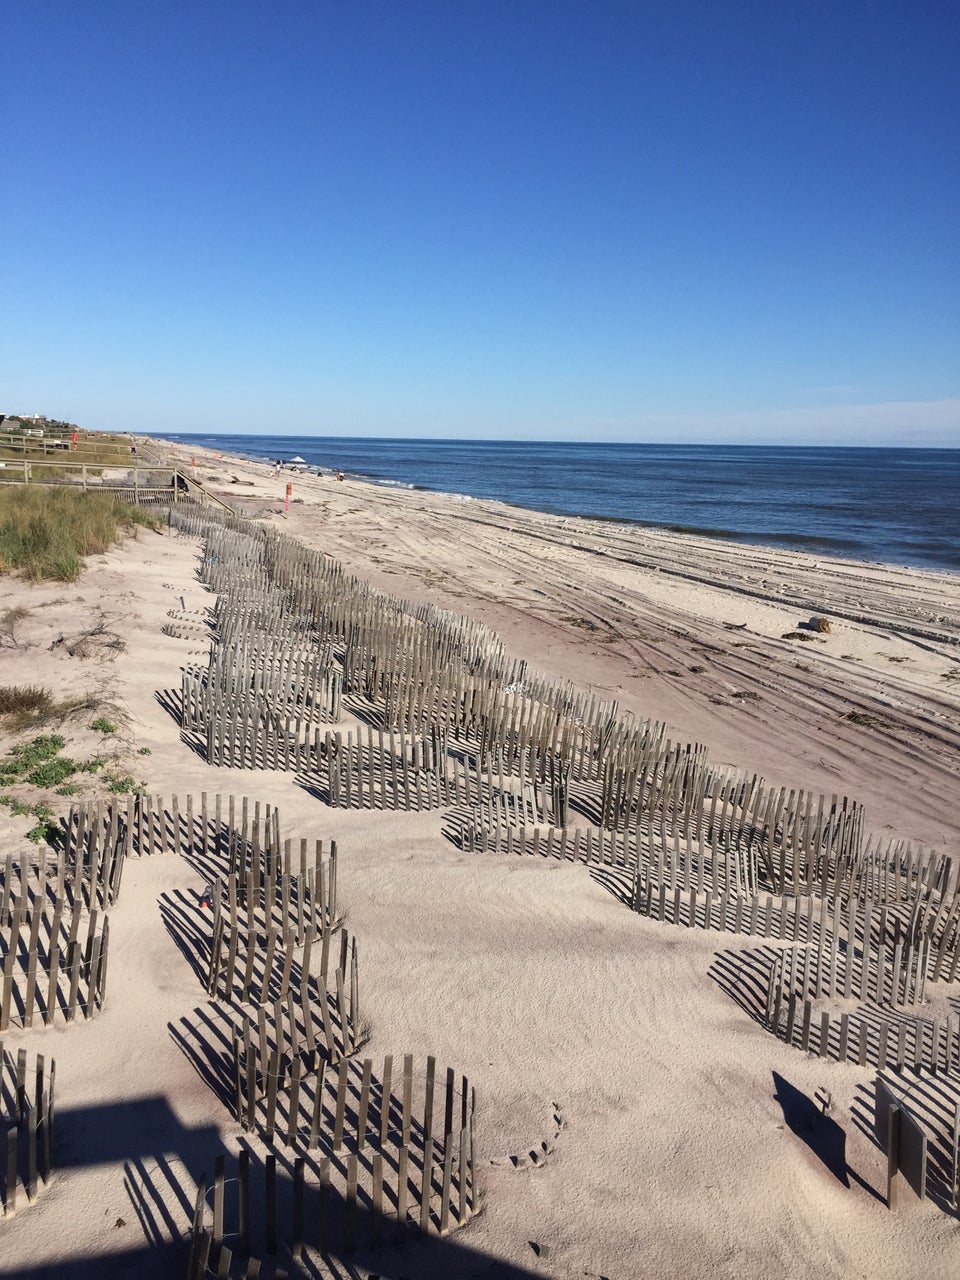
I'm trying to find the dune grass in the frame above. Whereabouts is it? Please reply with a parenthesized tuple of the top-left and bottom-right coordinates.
(0, 686, 54, 718)
(0, 486, 160, 581)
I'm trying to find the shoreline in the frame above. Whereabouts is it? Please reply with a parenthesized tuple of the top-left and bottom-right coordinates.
(141, 432, 960, 577)
(145, 433, 960, 622)
(145, 432, 960, 850)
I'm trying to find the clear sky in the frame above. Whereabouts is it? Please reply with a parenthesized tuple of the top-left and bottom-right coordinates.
(2, 1, 957, 445)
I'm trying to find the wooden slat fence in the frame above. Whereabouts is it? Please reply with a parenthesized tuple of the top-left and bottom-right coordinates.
(761, 892, 960, 1012)
(323, 726, 450, 811)
(768, 986, 960, 1073)
(163, 504, 960, 1104)
(187, 1059, 477, 1275)
(200, 701, 319, 770)
(63, 794, 295, 902)
(76, 793, 284, 866)
(61, 801, 128, 906)
(1, 1045, 55, 1216)
(183, 649, 342, 727)
(206, 839, 338, 936)
(874, 1073, 960, 1208)
(206, 920, 358, 1055)
(1, 815, 125, 923)
(0, 900, 108, 1030)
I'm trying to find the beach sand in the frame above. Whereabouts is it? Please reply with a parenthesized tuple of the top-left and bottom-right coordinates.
(1, 440, 958, 1278)
(171, 438, 960, 849)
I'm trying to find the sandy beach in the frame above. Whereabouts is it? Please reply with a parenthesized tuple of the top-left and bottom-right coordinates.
(1, 438, 959, 1279)
(165, 437, 960, 849)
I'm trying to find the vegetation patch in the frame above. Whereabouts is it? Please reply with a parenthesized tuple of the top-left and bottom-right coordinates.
(102, 771, 143, 794)
(0, 792, 62, 845)
(0, 486, 160, 581)
(0, 605, 31, 647)
(25, 803, 60, 845)
(25, 755, 77, 787)
(1, 733, 65, 775)
(0, 730, 146, 845)
(0, 733, 98, 789)
(0, 685, 53, 717)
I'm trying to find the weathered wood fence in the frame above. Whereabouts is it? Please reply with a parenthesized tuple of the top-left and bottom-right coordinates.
(1, 1045, 55, 1216)
(61, 801, 128, 906)
(66, 792, 283, 865)
(2, 819, 124, 921)
(163, 504, 960, 1103)
(767, 987, 960, 1072)
(207, 917, 359, 1062)
(875, 1073, 960, 1209)
(762, 893, 960, 1010)
(187, 1058, 478, 1275)
(0, 899, 108, 1030)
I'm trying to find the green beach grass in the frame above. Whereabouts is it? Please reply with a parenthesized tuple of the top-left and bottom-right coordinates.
(0, 485, 160, 581)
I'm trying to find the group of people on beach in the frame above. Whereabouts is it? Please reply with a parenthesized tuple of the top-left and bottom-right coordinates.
(273, 458, 344, 481)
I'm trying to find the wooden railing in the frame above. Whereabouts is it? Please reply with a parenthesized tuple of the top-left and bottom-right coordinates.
(0, 460, 235, 512)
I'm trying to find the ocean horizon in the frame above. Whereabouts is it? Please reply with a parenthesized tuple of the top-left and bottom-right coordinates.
(146, 434, 960, 573)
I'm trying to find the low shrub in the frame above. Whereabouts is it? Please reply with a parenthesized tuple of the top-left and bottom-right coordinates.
(104, 772, 139, 794)
(0, 734, 81, 788)
(0, 606, 30, 648)
(25, 803, 61, 846)
(5, 734, 65, 771)
(0, 685, 53, 717)
(26, 756, 77, 787)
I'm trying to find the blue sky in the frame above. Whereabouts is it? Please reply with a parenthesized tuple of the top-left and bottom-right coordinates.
(2, 1, 957, 444)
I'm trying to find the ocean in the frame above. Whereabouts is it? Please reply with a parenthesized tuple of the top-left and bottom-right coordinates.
(152, 435, 960, 572)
